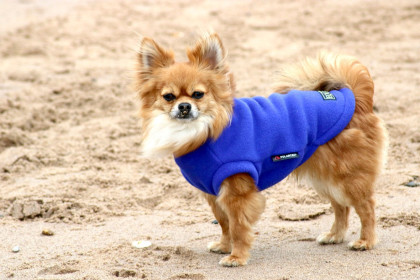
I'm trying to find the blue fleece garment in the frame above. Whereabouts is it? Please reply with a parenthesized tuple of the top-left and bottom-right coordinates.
(175, 88, 355, 196)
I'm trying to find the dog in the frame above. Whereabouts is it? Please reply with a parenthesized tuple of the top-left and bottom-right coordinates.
(135, 32, 387, 267)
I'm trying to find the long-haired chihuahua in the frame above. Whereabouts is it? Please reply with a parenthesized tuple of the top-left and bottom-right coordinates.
(135, 32, 387, 267)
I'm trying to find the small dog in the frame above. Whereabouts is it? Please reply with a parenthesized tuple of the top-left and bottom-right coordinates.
(135, 32, 387, 267)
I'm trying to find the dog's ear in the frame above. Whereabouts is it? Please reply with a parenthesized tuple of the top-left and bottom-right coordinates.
(138, 38, 174, 78)
(187, 32, 227, 72)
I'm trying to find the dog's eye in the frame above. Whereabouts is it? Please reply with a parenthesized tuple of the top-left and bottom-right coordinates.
(192, 91, 204, 99)
(163, 93, 176, 102)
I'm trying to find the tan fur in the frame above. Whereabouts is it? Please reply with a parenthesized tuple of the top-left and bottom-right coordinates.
(275, 53, 387, 250)
(136, 33, 387, 266)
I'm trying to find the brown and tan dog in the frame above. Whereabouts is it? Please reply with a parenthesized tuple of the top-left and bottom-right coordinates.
(135, 32, 387, 267)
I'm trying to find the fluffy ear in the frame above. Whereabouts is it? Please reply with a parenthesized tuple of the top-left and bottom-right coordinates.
(187, 32, 227, 72)
(138, 38, 174, 76)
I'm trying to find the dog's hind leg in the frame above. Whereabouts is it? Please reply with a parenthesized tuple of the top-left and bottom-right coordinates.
(203, 193, 232, 254)
(317, 199, 350, 244)
(217, 174, 266, 267)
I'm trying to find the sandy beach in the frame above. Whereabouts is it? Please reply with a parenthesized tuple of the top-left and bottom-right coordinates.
(0, 0, 419, 279)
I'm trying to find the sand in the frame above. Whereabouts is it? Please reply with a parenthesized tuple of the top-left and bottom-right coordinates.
(0, 0, 419, 279)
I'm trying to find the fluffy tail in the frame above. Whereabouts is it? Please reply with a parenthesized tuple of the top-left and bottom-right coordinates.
(272, 52, 374, 114)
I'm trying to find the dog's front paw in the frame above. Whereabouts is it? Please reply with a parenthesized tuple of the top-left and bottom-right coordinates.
(348, 239, 375, 250)
(316, 232, 345, 244)
(219, 255, 248, 267)
(207, 241, 231, 254)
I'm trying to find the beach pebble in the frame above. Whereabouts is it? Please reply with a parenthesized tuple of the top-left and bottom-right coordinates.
(132, 240, 152, 249)
(12, 246, 20, 253)
(42, 229, 54, 236)
(404, 181, 419, 187)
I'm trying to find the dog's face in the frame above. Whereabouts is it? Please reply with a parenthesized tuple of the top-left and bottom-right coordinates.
(148, 63, 220, 123)
(136, 33, 235, 158)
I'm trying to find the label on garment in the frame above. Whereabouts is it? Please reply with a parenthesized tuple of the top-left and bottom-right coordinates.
(271, 152, 299, 162)
(318, 91, 336, 100)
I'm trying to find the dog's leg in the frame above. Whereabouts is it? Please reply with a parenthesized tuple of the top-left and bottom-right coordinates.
(203, 193, 231, 254)
(317, 199, 350, 244)
(217, 174, 266, 267)
(348, 197, 376, 250)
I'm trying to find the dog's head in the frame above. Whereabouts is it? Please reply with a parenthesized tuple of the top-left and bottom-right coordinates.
(136, 32, 234, 158)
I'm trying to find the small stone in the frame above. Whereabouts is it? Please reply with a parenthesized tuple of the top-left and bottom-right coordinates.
(12, 246, 20, 253)
(132, 240, 152, 249)
(211, 220, 219, 224)
(42, 229, 54, 236)
(404, 181, 419, 187)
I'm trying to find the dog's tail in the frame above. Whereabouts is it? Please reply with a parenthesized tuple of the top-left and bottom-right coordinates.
(272, 52, 374, 114)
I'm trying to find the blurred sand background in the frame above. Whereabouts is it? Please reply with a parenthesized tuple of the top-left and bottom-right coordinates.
(0, 0, 419, 279)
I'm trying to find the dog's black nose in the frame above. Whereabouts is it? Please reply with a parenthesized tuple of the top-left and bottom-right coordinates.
(178, 103, 191, 114)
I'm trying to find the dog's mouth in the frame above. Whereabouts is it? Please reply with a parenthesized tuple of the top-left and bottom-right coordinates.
(174, 112, 198, 121)
(170, 105, 200, 121)
(177, 110, 193, 119)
